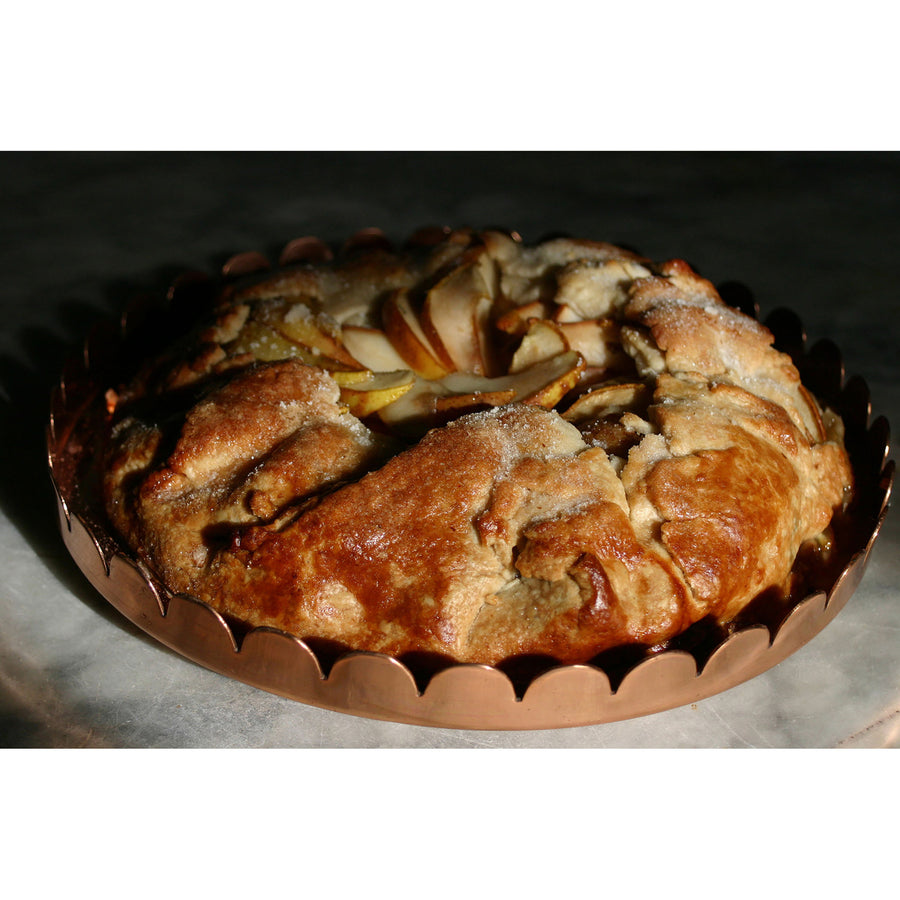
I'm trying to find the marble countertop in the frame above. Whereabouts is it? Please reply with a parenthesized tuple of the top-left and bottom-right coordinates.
(2, 152, 898, 748)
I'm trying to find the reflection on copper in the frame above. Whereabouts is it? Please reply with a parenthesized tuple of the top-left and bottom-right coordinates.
(47, 230, 894, 730)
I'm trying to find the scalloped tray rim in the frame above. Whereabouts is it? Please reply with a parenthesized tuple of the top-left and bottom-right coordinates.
(45, 233, 896, 730)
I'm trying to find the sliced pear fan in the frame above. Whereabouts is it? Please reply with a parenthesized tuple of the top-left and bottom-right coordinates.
(421, 249, 496, 376)
(228, 244, 642, 434)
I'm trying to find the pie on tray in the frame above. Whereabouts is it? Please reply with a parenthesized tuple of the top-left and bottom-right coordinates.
(101, 228, 854, 668)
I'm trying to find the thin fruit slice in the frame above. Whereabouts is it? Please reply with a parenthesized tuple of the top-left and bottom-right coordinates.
(329, 368, 375, 387)
(381, 288, 451, 379)
(495, 299, 551, 335)
(228, 321, 359, 373)
(229, 321, 306, 362)
(434, 389, 517, 415)
(509, 320, 569, 373)
(376, 376, 448, 430)
(276, 303, 361, 367)
(339, 370, 416, 417)
(341, 324, 411, 372)
(442, 350, 585, 409)
(375, 351, 585, 430)
(518, 350, 585, 408)
(552, 303, 583, 324)
(562, 382, 650, 422)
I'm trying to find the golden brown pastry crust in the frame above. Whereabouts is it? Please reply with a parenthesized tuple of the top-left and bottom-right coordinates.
(103, 229, 854, 665)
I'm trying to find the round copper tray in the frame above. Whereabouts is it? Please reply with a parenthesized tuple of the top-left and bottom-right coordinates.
(46, 235, 894, 730)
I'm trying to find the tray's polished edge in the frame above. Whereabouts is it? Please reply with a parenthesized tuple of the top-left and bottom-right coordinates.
(50, 482, 892, 729)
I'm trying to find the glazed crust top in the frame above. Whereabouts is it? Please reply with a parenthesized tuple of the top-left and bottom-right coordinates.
(103, 228, 853, 665)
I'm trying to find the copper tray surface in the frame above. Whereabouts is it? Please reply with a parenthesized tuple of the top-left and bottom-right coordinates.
(47, 235, 894, 730)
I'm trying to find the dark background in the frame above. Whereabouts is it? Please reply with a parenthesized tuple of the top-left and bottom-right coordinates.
(1, 151, 898, 747)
